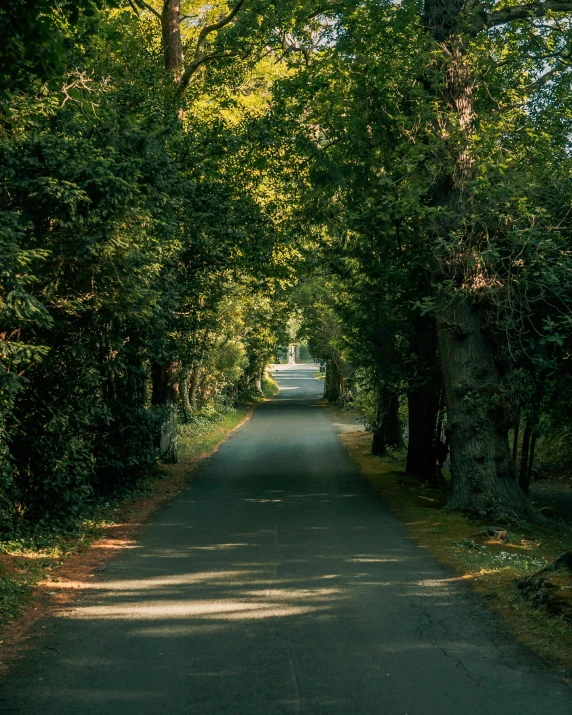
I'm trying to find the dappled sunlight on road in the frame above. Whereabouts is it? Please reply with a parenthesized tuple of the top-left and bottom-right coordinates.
(57, 530, 466, 639)
(73, 600, 319, 621)
(346, 557, 402, 563)
(184, 543, 251, 550)
(5, 363, 570, 715)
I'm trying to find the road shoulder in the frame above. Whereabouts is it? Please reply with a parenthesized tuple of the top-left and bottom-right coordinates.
(327, 404, 572, 678)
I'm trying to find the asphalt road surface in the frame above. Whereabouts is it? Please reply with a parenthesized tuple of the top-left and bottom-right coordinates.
(2, 363, 570, 714)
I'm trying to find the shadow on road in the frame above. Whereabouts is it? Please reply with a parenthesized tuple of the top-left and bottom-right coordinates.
(2, 363, 569, 714)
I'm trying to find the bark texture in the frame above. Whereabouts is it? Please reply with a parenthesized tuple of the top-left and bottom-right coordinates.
(422, 0, 534, 516)
(324, 360, 342, 403)
(518, 413, 538, 494)
(405, 317, 440, 483)
(371, 389, 403, 456)
(161, 0, 184, 76)
(151, 360, 179, 464)
(188, 364, 201, 406)
(436, 299, 528, 514)
(180, 367, 192, 420)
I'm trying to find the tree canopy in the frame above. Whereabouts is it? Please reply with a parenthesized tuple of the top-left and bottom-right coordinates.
(1, 0, 572, 531)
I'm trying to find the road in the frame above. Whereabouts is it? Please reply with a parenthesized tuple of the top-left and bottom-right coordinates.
(1, 363, 570, 714)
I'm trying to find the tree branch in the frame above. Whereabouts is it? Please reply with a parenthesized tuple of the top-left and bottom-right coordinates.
(195, 0, 246, 58)
(178, 0, 246, 89)
(494, 61, 570, 113)
(133, 0, 161, 19)
(274, 32, 312, 66)
(524, 60, 570, 89)
(473, 0, 572, 33)
(304, 6, 340, 21)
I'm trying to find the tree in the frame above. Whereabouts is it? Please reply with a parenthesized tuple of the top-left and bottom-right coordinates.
(419, 0, 572, 515)
(270, 0, 572, 516)
(0, 3, 298, 526)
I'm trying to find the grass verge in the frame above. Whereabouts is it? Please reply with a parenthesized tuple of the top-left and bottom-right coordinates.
(0, 401, 254, 666)
(340, 427, 572, 676)
(178, 405, 249, 461)
(262, 371, 280, 398)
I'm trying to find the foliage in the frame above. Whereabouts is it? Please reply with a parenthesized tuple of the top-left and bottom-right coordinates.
(0, 5, 291, 534)
(3, 0, 572, 531)
(0, 0, 116, 92)
(274, 0, 572, 513)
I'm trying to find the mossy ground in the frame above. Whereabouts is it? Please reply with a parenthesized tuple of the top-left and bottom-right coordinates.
(341, 429, 572, 675)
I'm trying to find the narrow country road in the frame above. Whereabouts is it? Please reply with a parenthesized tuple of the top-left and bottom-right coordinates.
(2, 364, 570, 714)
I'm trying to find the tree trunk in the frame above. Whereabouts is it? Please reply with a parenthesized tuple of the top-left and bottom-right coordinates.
(180, 366, 192, 421)
(512, 408, 520, 467)
(385, 392, 404, 450)
(406, 389, 439, 483)
(371, 386, 390, 456)
(151, 360, 179, 464)
(436, 298, 529, 515)
(519, 419, 532, 493)
(188, 364, 201, 407)
(371, 426, 387, 456)
(405, 317, 440, 483)
(528, 432, 537, 486)
(161, 0, 184, 76)
(151, 362, 167, 408)
(519, 408, 539, 495)
(324, 360, 341, 402)
(371, 388, 403, 455)
(421, 0, 534, 517)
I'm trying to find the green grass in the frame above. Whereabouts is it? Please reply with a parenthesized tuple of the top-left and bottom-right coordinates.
(0, 515, 112, 628)
(262, 371, 279, 397)
(178, 407, 249, 461)
(0, 576, 32, 623)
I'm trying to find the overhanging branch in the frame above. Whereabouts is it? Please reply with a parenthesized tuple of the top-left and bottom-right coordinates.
(472, 0, 572, 33)
(179, 0, 246, 89)
(525, 61, 569, 89)
(180, 50, 240, 86)
(196, 0, 246, 53)
(133, 0, 161, 19)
